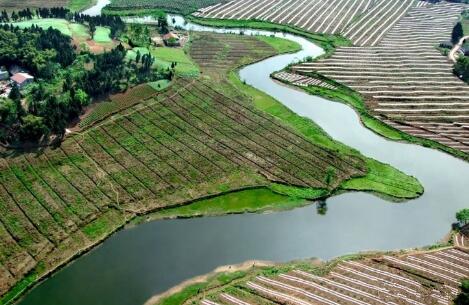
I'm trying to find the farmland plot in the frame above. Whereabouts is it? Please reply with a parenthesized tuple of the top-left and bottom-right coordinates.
(194, 0, 411, 39)
(180, 248, 469, 305)
(189, 32, 279, 76)
(0, 78, 367, 297)
(290, 2, 469, 155)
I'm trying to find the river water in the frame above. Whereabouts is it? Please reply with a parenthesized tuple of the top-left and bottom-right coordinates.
(16, 5, 469, 305)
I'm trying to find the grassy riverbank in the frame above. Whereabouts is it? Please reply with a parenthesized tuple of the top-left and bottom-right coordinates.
(226, 72, 423, 200)
(0, 25, 422, 305)
(146, 244, 456, 305)
(186, 16, 350, 56)
(276, 72, 469, 162)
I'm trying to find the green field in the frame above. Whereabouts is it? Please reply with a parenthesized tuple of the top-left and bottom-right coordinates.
(93, 26, 112, 42)
(138, 188, 307, 221)
(151, 47, 200, 76)
(105, 0, 229, 15)
(6, 18, 111, 44)
(7, 18, 88, 37)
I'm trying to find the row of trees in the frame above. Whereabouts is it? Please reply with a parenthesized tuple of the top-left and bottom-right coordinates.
(0, 22, 172, 145)
(0, 24, 76, 78)
(0, 7, 125, 39)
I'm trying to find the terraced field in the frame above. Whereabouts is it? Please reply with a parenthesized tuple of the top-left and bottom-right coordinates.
(0, 77, 372, 297)
(281, 1, 469, 155)
(190, 32, 279, 76)
(156, 247, 469, 305)
(194, 0, 420, 46)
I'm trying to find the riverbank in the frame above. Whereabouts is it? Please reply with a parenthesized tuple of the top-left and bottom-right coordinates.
(273, 72, 469, 162)
(0, 31, 421, 305)
(146, 242, 462, 305)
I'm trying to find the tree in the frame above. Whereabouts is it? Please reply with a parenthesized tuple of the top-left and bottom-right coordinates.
(316, 200, 328, 215)
(8, 84, 21, 102)
(454, 56, 469, 83)
(135, 50, 141, 64)
(452, 22, 464, 44)
(456, 209, 469, 226)
(19, 114, 48, 141)
(89, 22, 96, 37)
(0, 99, 18, 126)
(325, 167, 336, 187)
(454, 279, 469, 305)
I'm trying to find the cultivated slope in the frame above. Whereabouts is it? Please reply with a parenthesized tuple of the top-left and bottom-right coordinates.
(151, 247, 469, 305)
(278, 1, 469, 155)
(194, 0, 420, 46)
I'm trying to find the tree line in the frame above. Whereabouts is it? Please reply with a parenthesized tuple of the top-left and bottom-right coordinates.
(0, 7, 125, 39)
(0, 24, 172, 145)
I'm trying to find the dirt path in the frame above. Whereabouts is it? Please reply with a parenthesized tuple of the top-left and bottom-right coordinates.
(449, 35, 469, 63)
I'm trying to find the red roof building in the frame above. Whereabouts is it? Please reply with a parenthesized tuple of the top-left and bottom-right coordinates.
(11, 72, 34, 88)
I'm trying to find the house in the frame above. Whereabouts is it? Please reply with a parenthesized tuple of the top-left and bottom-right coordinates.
(11, 72, 34, 88)
(0, 68, 8, 81)
(151, 36, 164, 47)
(163, 32, 180, 47)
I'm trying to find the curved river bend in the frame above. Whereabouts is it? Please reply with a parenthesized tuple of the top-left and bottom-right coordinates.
(17, 10, 469, 305)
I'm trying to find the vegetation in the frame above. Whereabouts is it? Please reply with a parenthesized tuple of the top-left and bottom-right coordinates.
(454, 279, 469, 305)
(274, 71, 469, 162)
(186, 15, 352, 56)
(148, 247, 467, 305)
(104, 0, 229, 16)
(456, 209, 469, 227)
(0, 9, 173, 145)
(455, 56, 469, 83)
(139, 188, 307, 221)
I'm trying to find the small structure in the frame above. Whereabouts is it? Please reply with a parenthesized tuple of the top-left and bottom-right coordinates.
(151, 36, 164, 47)
(11, 72, 34, 88)
(0, 68, 8, 81)
(163, 32, 181, 47)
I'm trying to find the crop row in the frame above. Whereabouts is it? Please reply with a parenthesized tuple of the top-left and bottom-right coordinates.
(289, 1, 469, 154)
(0, 78, 368, 295)
(201, 248, 469, 305)
(194, 0, 372, 35)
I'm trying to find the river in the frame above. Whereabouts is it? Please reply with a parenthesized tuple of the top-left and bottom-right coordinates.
(16, 4, 469, 305)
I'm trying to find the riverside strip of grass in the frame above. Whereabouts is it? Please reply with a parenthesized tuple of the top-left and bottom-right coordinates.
(281, 72, 469, 162)
(185, 16, 351, 56)
(134, 188, 311, 222)
(226, 71, 423, 199)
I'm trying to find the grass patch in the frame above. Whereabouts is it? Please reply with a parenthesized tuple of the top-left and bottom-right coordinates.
(150, 47, 199, 77)
(342, 159, 423, 199)
(256, 35, 301, 54)
(0, 262, 45, 305)
(93, 26, 112, 43)
(227, 71, 424, 199)
(149, 79, 171, 91)
(142, 188, 307, 221)
(125, 47, 150, 61)
(68, 0, 96, 12)
(82, 217, 111, 240)
(8, 18, 91, 40)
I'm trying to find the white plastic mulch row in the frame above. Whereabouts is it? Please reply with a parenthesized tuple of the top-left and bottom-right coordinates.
(219, 293, 252, 305)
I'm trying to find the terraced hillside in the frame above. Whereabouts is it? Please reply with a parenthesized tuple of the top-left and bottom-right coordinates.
(0, 33, 426, 301)
(190, 32, 279, 76)
(0, 78, 368, 297)
(281, 1, 469, 155)
(194, 0, 420, 46)
(151, 247, 469, 305)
